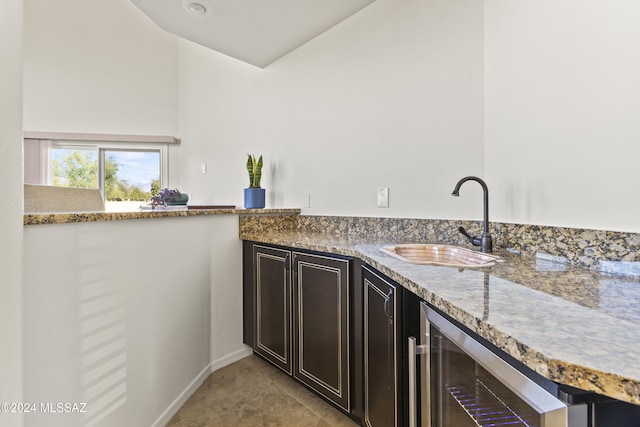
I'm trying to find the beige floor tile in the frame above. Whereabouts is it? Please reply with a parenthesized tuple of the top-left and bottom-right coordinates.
(167, 355, 359, 427)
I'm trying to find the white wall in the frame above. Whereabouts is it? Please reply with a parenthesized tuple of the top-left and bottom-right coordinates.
(0, 0, 24, 425)
(178, 0, 486, 218)
(179, 0, 640, 233)
(485, 1, 640, 232)
(23, 0, 179, 136)
(23, 216, 248, 427)
(20, 2, 246, 425)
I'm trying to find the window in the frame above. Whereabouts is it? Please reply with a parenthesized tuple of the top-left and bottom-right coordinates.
(24, 132, 174, 212)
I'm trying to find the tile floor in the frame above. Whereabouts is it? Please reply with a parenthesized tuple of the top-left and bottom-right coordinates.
(167, 355, 360, 427)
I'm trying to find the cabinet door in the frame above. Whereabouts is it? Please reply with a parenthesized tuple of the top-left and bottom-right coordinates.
(253, 245, 292, 374)
(363, 266, 401, 427)
(293, 252, 350, 412)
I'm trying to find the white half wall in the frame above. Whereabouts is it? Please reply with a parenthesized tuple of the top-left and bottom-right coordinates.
(22, 216, 246, 427)
(22, 0, 179, 136)
(0, 0, 24, 425)
(485, 0, 640, 232)
(178, 0, 485, 218)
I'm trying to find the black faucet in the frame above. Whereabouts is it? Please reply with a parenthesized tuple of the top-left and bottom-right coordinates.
(451, 176, 493, 253)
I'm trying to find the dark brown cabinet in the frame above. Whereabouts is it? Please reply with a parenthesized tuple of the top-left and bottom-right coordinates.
(363, 265, 402, 427)
(246, 243, 353, 413)
(253, 245, 292, 374)
(293, 252, 351, 411)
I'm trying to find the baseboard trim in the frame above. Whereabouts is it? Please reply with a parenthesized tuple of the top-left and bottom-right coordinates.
(209, 345, 254, 374)
(152, 345, 254, 427)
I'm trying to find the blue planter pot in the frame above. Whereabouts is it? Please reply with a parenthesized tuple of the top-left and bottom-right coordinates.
(244, 188, 265, 209)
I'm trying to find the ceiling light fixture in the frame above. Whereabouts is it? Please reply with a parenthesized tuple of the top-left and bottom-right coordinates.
(188, 2, 206, 15)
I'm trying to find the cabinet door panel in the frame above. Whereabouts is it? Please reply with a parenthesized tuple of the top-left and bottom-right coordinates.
(293, 252, 350, 411)
(254, 245, 291, 374)
(364, 266, 401, 427)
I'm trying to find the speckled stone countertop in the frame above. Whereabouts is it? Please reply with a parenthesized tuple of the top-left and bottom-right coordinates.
(240, 228, 640, 406)
(23, 208, 301, 225)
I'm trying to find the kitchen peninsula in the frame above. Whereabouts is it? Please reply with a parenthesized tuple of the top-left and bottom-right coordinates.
(21, 208, 299, 426)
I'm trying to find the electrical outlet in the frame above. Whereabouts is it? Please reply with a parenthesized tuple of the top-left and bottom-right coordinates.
(377, 187, 389, 208)
(200, 163, 207, 174)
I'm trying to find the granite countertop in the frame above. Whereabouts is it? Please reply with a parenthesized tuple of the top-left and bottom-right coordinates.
(24, 208, 301, 225)
(240, 229, 640, 406)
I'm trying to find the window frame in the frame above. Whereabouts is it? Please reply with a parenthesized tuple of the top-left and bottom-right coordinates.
(24, 132, 174, 203)
(48, 141, 168, 201)
(97, 145, 166, 202)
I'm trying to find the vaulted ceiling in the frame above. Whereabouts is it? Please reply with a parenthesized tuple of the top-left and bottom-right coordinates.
(130, 0, 377, 67)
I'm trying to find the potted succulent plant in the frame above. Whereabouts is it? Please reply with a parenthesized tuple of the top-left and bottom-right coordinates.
(244, 154, 265, 209)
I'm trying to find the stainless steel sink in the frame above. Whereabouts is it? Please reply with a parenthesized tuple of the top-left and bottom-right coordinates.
(379, 244, 502, 268)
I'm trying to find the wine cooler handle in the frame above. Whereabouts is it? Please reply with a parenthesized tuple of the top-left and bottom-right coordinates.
(408, 337, 428, 427)
(408, 337, 418, 427)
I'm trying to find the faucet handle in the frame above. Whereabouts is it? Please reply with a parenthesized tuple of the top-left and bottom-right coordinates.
(457, 226, 482, 247)
(457, 226, 473, 240)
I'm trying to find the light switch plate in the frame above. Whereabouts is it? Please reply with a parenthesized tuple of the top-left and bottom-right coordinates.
(377, 187, 389, 208)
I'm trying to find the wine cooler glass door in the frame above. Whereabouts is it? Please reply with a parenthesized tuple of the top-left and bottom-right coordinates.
(422, 304, 567, 427)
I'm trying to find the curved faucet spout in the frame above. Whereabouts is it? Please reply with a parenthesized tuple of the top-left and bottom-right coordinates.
(451, 176, 492, 252)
